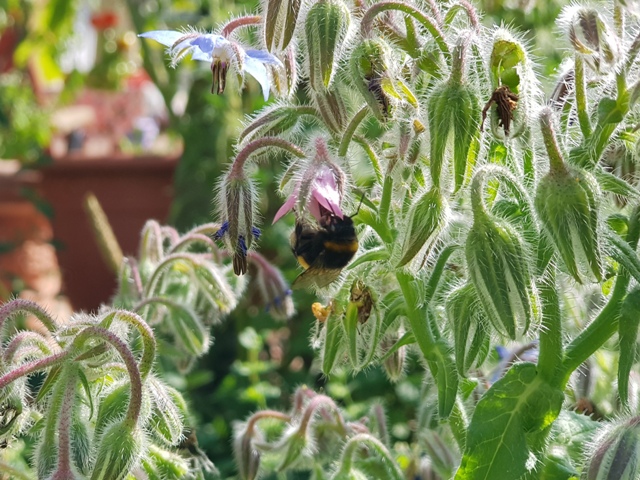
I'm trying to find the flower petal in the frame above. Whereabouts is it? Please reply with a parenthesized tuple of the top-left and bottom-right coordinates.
(246, 49, 284, 67)
(311, 167, 343, 218)
(273, 190, 298, 224)
(243, 55, 272, 101)
(139, 30, 184, 47)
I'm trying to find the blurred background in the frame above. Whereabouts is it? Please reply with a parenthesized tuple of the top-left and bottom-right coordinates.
(0, 0, 568, 476)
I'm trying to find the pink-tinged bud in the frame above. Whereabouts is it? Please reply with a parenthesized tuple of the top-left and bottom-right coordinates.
(584, 417, 640, 480)
(304, 0, 351, 91)
(263, 0, 301, 52)
(274, 138, 347, 224)
(91, 422, 143, 480)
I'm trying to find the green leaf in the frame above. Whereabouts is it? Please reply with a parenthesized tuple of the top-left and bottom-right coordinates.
(456, 363, 564, 480)
(322, 310, 343, 375)
(597, 97, 624, 124)
(594, 169, 640, 200)
(618, 288, 640, 407)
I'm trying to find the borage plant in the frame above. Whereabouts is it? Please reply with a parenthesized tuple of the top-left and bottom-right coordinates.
(4, 0, 640, 478)
(137, 0, 640, 478)
(0, 220, 293, 479)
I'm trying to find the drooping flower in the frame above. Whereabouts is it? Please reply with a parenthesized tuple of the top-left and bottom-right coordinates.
(139, 29, 283, 100)
(273, 138, 346, 223)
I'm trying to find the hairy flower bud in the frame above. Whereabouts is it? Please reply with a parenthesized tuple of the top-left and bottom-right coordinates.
(562, 6, 621, 73)
(250, 252, 295, 320)
(263, 0, 301, 52)
(148, 378, 185, 446)
(428, 79, 480, 189)
(304, 0, 351, 91)
(215, 170, 261, 275)
(141, 444, 190, 480)
(381, 334, 406, 382)
(486, 28, 537, 139)
(91, 422, 143, 480)
(536, 167, 603, 283)
(234, 425, 262, 480)
(397, 188, 448, 267)
(466, 207, 538, 339)
(584, 417, 640, 480)
(350, 39, 393, 120)
(311, 88, 348, 133)
(446, 283, 490, 375)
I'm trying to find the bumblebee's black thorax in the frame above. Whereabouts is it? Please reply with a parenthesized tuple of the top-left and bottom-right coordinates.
(292, 215, 358, 270)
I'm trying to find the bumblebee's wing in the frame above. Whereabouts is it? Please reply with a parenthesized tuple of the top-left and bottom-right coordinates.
(291, 266, 343, 290)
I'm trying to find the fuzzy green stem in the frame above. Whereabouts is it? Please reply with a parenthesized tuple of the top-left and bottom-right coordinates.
(574, 55, 591, 138)
(339, 433, 404, 479)
(222, 15, 262, 37)
(539, 108, 567, 174)
(450, 38, 468, 85)
(560, 206, 640, 386)
(0, 350, 69, 389)
(360, 1, 450, 59)
(99, 310, 156, 381)
(353, 135, 384, 184)
(231, 137, 306, 178)
(444, 1, 480, 31)
(339, 106, 369, 157)
(143, 253, 204, 298)
(3, 331, 53, 364)
(299, 394, 346, 435)
(536, 267, 564, 385)
(0, 299, 57, 335)
(169, 233, 219, 254)
(396, 271, 437, 361)
(52, 365, 78, 479)
(73, 326, 143, 429)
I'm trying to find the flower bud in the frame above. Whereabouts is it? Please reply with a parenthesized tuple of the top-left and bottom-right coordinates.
(263, 0, 301, 52)
(250, 252, 295, 320)
(95, 383, 151, 439)
(486, 28, 537, 139)
(535, 165, 602, 283)
(562, 6, 620, 73)
(350, 39, 393, 120)
(268, 46, 298, 98)
(71, 412, 91, 475)
(584, 417, 640, 480)
(215, 171, 260, 275)
(397, 188, 449, 267)
(381, 335, 406, 382)
(234, 425, 262, 480)
(446, 283, 490, 375)
(466, 212, 538, 339)
(141, 444, 190, 480)
(311, 88, 348, 133)
(428, 80, 480, 189)
(148, 378, 185, 446)
(304, 0, 351, 91)
(91, 422, 143, 480)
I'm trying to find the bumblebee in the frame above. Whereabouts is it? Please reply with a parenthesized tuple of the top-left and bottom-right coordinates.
(290, 210, 359, 290)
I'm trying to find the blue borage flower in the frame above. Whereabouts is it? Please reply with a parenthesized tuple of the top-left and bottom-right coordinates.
(139, 29, 283, 100)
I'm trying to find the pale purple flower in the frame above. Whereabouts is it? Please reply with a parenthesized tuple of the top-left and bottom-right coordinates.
(139, 29, 282, 101)
(273, 139, 346, 223)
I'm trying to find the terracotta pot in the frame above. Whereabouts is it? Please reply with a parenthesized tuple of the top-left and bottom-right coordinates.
(0, 166, 61, 299)
(39, 153, 180, 311)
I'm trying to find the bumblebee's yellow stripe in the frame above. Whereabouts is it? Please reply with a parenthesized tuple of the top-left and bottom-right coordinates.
(297, 256, 311, 270)
(323, 240, 358, 253)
